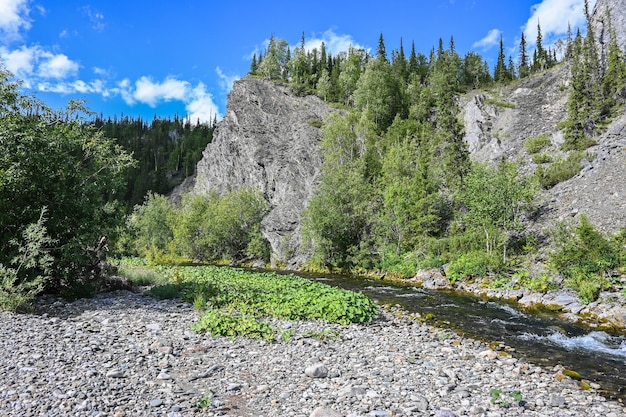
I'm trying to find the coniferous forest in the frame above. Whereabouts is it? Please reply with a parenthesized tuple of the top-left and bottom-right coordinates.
(1, 0, 626, 311)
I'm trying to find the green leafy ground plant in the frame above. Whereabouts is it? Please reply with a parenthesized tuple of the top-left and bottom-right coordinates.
(119, 261, 378, 340)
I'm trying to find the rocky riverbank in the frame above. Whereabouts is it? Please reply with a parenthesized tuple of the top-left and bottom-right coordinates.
(409, 269, 626, 332)
(1, 290, 623, 417)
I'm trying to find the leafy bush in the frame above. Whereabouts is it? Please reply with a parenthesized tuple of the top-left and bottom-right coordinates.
(524, 134, 551, 154)
(446, 251, 500, 283)
(127, 188, 270, 264)
(126, 193, 176, 260)
(535, 152, 585, 189)
(192, 310, 276, 342)
(0, 210, 54, 311)
(0, 69, 134, 297)
(531, 152, 552, 164)
(550, 216, 621, 303)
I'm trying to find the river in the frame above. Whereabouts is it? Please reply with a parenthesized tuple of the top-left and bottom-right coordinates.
(300, 272, 626, 403)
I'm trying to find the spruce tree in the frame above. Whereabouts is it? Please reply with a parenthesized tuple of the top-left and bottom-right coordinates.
(600, 13, 626, 118)
(377, 33, 388, 63)
(250, 53, 258, 74)
(518, 33, 530, 78)
(494, 34, 508, 83)
(532, 21, 549, 72)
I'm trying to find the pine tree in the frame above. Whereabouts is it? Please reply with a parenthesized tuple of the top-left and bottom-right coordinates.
(518, 32, 530, 78)
(391, 38, 408, 83)
(250, 53, 258, 74)
(507, 56, 516, 80)
(494, 34, 508, 83)
(532, 21, 548, 72)
(377, 33, 388, 63)
(600, 12, 626, 118)
(563, 2, 601, 151)
(408, 41, 418, 76)
(319, 41, 327, 74)
(565, 22, 574, 60)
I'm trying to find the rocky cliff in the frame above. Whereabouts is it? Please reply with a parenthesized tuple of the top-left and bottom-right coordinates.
(462, 0, 626, 234)
(462, 67, 626, 235)
(192, 76, 335, 266)
(592, 0, 626, 66)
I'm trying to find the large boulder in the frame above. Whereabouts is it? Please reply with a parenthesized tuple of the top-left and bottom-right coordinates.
(192, 76, 336, 267)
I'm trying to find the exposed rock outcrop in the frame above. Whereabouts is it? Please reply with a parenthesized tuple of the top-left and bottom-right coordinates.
(592, 0, 626, 67)
(192, 76, 336, 266)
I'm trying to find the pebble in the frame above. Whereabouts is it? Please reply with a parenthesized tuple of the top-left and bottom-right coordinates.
(0, 290, 623, 416)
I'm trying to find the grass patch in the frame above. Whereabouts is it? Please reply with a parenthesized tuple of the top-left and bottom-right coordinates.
(535, 151, 586, 189)
(307, 118, 323, 128)
(524, 134, 551, 154)
(532, 152, 553, 164)
(486, 98, 516, 109)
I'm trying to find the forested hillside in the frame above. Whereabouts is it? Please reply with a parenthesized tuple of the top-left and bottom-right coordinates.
(94, 115, 215, 208)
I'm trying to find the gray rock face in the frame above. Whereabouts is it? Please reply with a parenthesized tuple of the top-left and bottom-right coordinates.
(592, 0, 626, 67)
(461, 62, 626, 234)
(193, 76, 336, 266)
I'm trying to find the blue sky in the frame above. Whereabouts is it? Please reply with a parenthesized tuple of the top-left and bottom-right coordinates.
(0, 0, 595, 123)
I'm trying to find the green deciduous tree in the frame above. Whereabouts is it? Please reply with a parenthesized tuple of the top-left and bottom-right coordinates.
(171, 188, 270, 262)
(0, 68, 135, 297)
(258, 35, 289, 80)
(353, 55, 402, 132)
(459, 161, 537, 262)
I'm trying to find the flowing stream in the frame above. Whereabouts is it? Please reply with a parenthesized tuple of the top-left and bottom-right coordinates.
(301, 272, 626, 402)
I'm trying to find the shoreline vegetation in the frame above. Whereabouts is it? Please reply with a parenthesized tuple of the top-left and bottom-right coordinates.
(116, 258, 626, 335)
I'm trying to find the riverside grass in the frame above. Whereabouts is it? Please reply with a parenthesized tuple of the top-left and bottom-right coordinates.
(119, 260, 378, 341)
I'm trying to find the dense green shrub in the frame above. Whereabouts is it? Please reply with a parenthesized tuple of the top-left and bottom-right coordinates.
(535, 152, 585, 188)
(127, 188, 270, 264)
(126, 193, 176, 260)
(524, 134, 551, 154)
(0, 69, 134, 301)
(0, 210, 54, 311)
(531, 152, 553, 164)
(446, 251, 501, 283)
(171, 189, 270, 262)
(550, 216, 622, 303)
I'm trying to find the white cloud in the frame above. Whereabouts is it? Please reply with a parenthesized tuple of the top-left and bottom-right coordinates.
(303, 29, 368, 56)
(112, 76, 220, 123)
(472, 28, 502, 50)
(80, 5, 105, 32)
(132, 76, 188, 107)
(0, 44, 35, 74)
(92, 66, 108, 76)
(186, 82, 220, 123)
(216, 66, 239, 93)
(0, 45, 79, 80)
(38, 53, 79, 78)
(0, 0, 31, 42)
(115, 78, 135, 105)
(522, 0, 597, 46)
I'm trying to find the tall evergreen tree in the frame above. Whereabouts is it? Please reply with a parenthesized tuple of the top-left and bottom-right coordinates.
(377, 33, 388, 63)
(494, 34, 508, 83)
(391, 38, 408, 83)
(600, 12, 626, 118)
(532, 21, 550, 72)
(518, 32, 530, 78)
